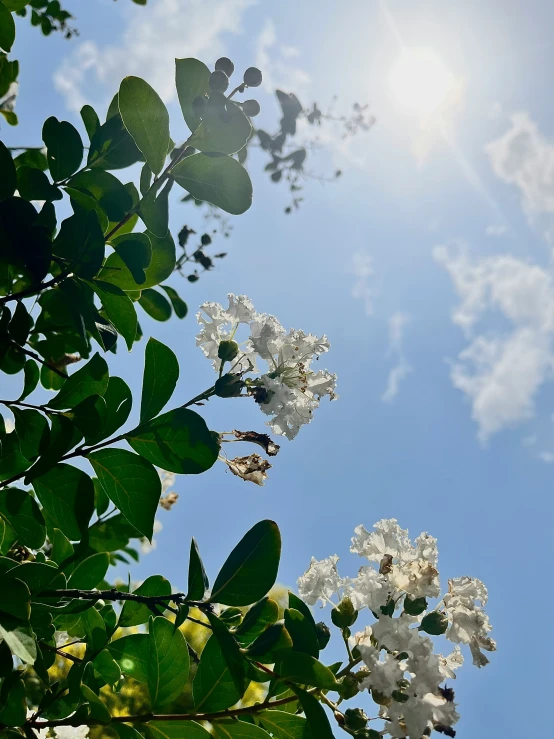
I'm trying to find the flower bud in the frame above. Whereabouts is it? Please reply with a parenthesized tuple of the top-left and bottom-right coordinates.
(215, 57, 235, 77)
(371, 689, 391, 707)
(419, 611, 448, 635)
(215, 373, 245, 398)
(331, 597, 358, 628)
(243, 66, 262, 87)
(315, 621, 331, 649)
(391, 690, 409, 703)
(344, 708, 368, 732)
(209, 70, 229, 93)
(338, 672, 359, 700)
(403, 596, 428, 616)
(217, 340, 240, 362)
(241, 99, 261, 117)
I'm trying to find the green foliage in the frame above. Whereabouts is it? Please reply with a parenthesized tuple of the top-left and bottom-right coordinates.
(0, 30, 364, 739)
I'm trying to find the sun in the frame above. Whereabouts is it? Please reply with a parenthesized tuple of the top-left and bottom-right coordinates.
(389, 48, 455, 116)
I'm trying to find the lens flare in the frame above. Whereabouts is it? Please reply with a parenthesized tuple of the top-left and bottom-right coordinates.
(389, 48, 455, 116)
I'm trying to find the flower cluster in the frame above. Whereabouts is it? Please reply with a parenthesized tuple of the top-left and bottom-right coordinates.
(196, 294, 337, 439)
(297, 519, 496, 739)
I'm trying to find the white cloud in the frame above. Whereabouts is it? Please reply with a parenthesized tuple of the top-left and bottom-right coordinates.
(382, 312, 412, 403)
(54, 0, 255, 111)
(254, 19, 310, 93)
(350, 250, 375, 316)
(435, 242, 554, 440)
(485, 112, 554, 214)
(538, 451, 554, 464)
(485, 224, 508, 237)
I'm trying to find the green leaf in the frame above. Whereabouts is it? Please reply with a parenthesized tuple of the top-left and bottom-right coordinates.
(172, 153, 253, 215)
(92, 648, 121, 687)
(140, 162, 152, 195)
(0, 4, 16, 53)
(88, 113, 144, 170)
(193, 633, 241, 712)
(17, 166, 62, 202)
(9, 561, 65, 595)
(233, 597, 280, 646)
(71, 394, 108, 444)
(13, 148, 47, 170)
(0, 140, 16, 200)
(81, 104, 100, 142)
(260, 711, 312, 739)
(292, 687, 334, 739)
(0, 574, 30, 620)
(210, 520, 281, 607)
(275, 652, 338, 690)
(149, 722, 212, 739)
(119, 575, 172, 627)
(284, 609, 319, 658)
(89, 448, 161, 540)
(18, 359, 40, 401)
(68, 169, 134, 222)
(88, 513, 140, 554)
(24, 414, 79, 482)
(161, 285, 188, 319)
(67, 552, 110, 589)
(119, 76, 170, 175)
(0, 615, 36, 664)
(213, 723, 272, 739)
(100, 232, 152, 288)
(139, 288, 172, 321)
(109, 633, 149, 682)
(189, 93, 252, 155)
(100, 376, 133, 440)
(140, 337, 179, 423)
(91, 280, 138, 351)
(32, 463, 94, 541)
(186, 538, 209, 601)
(148, 616, 190, 708)
(245, 622, 293, 664)
(175, 58, 211, 133)
(48, 352, 109, 410)
(139, 179, 171, 237)
(0, 672, 26, 727)
(53, 210, 105, 278)
(207, 612, 247, 696)
(126, 408, 219, 475)
(0, 487, 46, 549)
(42, 117, 84, 182)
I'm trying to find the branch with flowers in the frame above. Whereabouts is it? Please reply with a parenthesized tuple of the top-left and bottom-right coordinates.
(0, 8, 493, 737)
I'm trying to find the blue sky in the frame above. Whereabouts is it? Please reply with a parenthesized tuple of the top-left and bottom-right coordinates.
(3, 0, 554, 735)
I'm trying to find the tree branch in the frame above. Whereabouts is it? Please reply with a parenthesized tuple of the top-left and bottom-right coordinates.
(7, 342, 68, 379)
(0, 269, 72, 307)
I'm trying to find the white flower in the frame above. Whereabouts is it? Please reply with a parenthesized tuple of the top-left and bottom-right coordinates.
(196, 294, 257, 373)
(158, 469, 176, 495)
(371, 614, 418, 653)
(351, 519, 414, 562)
(444, 576, 496, 667)
(438, 646, 464, 680)
(358, 645, 406, 696)
(297, 554, 342, 607)
(196, 296, 337, 439)
(345, 566, 392, 613)
(55, 727, 90, 739)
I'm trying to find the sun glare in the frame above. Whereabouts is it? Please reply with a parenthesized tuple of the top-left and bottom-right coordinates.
(389, 48, 455, 116)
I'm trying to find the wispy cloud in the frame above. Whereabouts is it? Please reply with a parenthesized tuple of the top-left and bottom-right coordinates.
(350, 251, 375, 316)
(382, 312, 412, 403)
(435, 242, 554, 441)
(485, 224, 508, 237)
(486, 111, 554, 215)
(254, 18, 310, 93)
(54, 0, 255, 111)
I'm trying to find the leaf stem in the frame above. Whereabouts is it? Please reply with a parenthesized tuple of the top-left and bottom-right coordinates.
(0, 269, 73, 307)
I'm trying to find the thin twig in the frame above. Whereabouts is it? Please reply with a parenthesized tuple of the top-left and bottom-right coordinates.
(7, 342, 68, 379)
(0, 269, 72, 307)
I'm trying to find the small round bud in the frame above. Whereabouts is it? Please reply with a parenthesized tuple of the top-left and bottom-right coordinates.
(241, 99, 261, 117)
(215, 373, 245, 398)
(315, 621, 331, 650)
(192, 95, 206, 117)
(209, 70, 229, 93)
(217, 340, 240, 362)
(215, 57, 235, 77)
(94, 600, 106, 610)
(419, 611, 448, 636)
(344, 708, 368, 732)
(201, 233, 212, 246)
(338, 672, 359, 700)
(243, 66, 262, 87)
(331, 597, 358, 628)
